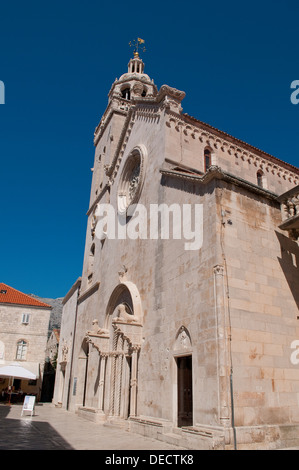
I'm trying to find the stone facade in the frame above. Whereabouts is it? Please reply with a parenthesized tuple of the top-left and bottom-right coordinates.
(45, 329, 60, 363)
(53, 53, 299, 449)
(0, 284, 52, 399)
(52, 278, 81, 408)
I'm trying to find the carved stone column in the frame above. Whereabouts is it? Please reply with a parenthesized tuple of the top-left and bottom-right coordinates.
(97, 354, 107, 411)
(77, 355, 88, 408)
(115, 336, 124, 416)
(213, 264, 231, 427)
(129, 346, 139, 417)
(109, 352, 117, 416)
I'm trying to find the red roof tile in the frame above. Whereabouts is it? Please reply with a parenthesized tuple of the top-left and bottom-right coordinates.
(0, 283, 52, 308)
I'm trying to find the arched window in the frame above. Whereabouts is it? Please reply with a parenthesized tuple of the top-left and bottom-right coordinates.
(16, 340, 27, 360)
(204, 148, 211, 172)
(257, 170, 264, 188)
(121, 87, 131, 100)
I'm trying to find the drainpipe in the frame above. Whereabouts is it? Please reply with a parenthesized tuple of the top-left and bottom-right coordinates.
(219, 191, 237, 450)
(230, 366, 237, 450)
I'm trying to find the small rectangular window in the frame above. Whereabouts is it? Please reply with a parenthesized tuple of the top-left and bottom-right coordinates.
(22, 313, 30, 324)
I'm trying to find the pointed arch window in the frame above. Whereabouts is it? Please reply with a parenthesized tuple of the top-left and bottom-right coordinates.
(204, 148, 211, 172)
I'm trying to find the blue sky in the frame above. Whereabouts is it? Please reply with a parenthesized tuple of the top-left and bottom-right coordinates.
(0, 0, 298, 298)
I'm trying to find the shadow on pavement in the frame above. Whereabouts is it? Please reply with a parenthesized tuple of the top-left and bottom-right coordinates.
(0, 404, 74, 450)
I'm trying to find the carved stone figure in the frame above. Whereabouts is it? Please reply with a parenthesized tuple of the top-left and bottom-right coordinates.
(113, 303, 138, 323)
(87, 319, 108, 336)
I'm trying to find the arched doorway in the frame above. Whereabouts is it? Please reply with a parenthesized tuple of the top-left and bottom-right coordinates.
(84, 281, 143, 421)
(103, 282, 143, 420)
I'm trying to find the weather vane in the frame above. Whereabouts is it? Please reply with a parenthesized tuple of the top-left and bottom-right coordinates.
(129, 38, 146, 56)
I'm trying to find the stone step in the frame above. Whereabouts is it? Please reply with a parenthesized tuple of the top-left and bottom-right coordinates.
(104, 418, 129, 430)
(160, 432, 184, 446)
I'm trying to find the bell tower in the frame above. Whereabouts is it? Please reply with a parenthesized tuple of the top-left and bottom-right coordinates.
(107, 41, 157, 103)
(128, 52, 145, 74)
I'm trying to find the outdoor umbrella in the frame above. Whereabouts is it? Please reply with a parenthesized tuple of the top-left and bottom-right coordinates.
(0, 362, 36, 380)
(0, 362, 36, 404)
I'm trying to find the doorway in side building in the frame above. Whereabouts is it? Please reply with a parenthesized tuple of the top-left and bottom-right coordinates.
(177, 355, 193, 427)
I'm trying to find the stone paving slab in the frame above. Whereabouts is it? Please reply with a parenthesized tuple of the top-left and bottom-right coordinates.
(1, 403, 298, 451)
(0, 403, 185, 451)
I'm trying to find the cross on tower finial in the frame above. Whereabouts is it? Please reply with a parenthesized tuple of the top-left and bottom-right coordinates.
(129, 38, 146, 58)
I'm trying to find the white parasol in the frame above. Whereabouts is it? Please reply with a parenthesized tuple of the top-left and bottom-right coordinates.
(0, 362, 36, 380)
(0, 362, 37, 404)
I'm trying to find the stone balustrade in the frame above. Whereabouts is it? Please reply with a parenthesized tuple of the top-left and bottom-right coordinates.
(277, 185, 299, 240)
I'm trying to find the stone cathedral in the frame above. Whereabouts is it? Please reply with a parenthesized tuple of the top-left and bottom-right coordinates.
(53, 49, 299, 450)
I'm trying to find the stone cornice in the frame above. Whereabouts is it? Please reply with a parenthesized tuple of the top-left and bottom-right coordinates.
(104, 107, 135, 178)
(92, 81, 298, 214)
(164, 110, 298, 183)
(179, 112, 298, 178)
(77, 281, 100, 305)
(276, 185, 299, 240)
(94, 86, 185, 186)
(156, 84, 186, 103)
(277, 185, 299, 203)
(94, 102, 129, 147)
(160, 165, 279, 201)
(87, 183, 110, 217)
(62, 277, 82, 305)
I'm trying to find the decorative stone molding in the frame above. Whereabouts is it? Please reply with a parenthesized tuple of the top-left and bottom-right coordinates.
(160, 165, 279, 201)
(105, 281, 143, 327)
(77, 281, 100, 305)
(94, 98, 129, 146)
(87, 319, 109, 336)
(117, 145, 147, 215)
(59, 341, 69, 364)
(165, 113, 299, 185)
(113, 303, 139, 324)
(213, 263, 231, 426)
(174, 326, 192, 352)
(157, 84, 186, 103)
(213, 264, 224, 276)
(112, 320, 143, 352)
(282, 192, 299, 219)
(277, 185, 299, 240)
(104, 108, 136, 179)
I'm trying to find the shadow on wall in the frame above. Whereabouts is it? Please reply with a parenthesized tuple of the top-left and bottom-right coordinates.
(276, 231, 299, 310)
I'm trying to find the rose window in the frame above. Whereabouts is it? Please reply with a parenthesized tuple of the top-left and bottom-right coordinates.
(117, 146, 146, 215)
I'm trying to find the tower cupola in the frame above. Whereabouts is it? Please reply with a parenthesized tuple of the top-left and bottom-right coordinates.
(108, 40, 157, 103)
(128, 52, 145, 75)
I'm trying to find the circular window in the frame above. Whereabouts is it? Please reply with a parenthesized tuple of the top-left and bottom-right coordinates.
(118, 146, 147, 215)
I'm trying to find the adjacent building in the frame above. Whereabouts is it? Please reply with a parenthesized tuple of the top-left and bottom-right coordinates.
(0, 282, 52, 400)
(53, 52, 299, 449)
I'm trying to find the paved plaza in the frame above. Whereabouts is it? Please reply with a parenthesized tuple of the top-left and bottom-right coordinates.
(0, 402, 186, 451)
(1, 402, 298, 451)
